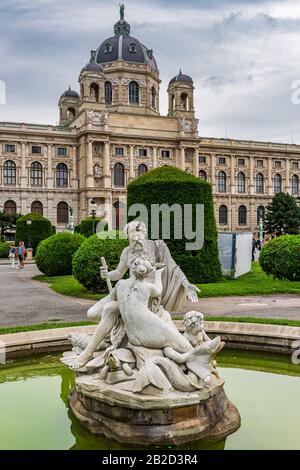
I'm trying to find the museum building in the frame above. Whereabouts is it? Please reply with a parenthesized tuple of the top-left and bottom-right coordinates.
(1, 9, 300, 233)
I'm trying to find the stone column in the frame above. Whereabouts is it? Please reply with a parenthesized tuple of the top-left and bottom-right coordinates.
(72, 145, 78, 190)
(20, 142, 27, 188)
(285, 158, 290, 193)
(193, 148, 199, 177)
(180, 146, 185, 171)
(249, 156, 254, 195)
(103, 141, 111, 189)
(129, 145, 135, 180)
(86, 139, 94, 188)
(230, 155, 235, 195)
(267, 157, 273, 196)
(47, 144, 53, 189)
(211, 154, 215, 192)
(152, 146, 158, 169)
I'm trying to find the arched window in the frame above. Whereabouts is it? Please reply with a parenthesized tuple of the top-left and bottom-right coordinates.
(3, 160, 16, 185)
(30, 162, 42, 187)
(105, 81, 112, 105)
(67, 107, 76, 120)
(56, 163, 68, 188)
(199, 170, 207, 180)
(57, 202, 69, 224)
(171, 94, 175, 112)
(291, 175, 299, 195)
(31, 201, 43, 216)
(181, 93, 189, 111)
(238, 205, 247, 225)
(274, 174, 282, 194)
(137, 164, 148, 177)
(219, 205, 228, 225)
(90, 83, 99, 102)
(4, 200, 16, 215)
(113, 163, 125, 187)
(256, 173, 264, 194)
(236, 171, 246, 193)
(217, 171, 226, 193)
(129, 81, 139, 104)
(112, 200, 125, 231)
(151, 87, 156, 109)
(257, 206, 265, 224)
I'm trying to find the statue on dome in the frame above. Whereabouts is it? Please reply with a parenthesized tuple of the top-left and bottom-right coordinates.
(119, 4, 125, 20)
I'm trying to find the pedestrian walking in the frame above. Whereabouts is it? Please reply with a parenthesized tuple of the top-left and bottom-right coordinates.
(9, 244, 16, 268)
(17, 242, 26, 269)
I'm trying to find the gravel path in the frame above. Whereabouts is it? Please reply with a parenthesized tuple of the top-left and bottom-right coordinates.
(0, 264, 92, 327)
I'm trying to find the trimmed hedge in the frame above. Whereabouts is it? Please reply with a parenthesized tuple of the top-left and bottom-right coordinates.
(72, 234, 128, 292)
(35, 232, 85, 276)
(75, 216, 107, 238)
(259, 235, 300, 281)
(15, 213, 52, 255)
(0, 242, 10, 258)
(127, 166, 222, 284)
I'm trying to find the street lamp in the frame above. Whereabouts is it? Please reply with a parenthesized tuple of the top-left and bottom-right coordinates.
(90, 198, 97, 234)
(26, 219, 32, 248)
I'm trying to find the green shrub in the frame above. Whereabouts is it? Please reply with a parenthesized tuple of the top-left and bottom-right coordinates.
(0, 242, 10, 258)
(51, 225, 56, 235)
(75, 216, 107, 238)
(259, 235, 300, 281)
(15, 213, 52, 255)
(72, 235, 128, 292)
(127, 166, 222, 283)
(35, 232, 85, 276)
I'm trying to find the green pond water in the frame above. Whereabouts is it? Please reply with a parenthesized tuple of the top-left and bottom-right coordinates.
(0, 350, 299, 450)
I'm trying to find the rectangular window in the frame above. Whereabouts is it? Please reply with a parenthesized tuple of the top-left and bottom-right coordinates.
(218, 157, 226, 165)
(274, 160, 282, 168)
(56, 147, 67, 156)
(199, 155, 206, 163)
(161, 150, 170, 158)
(4, 144, 15, 153)
(256, 159, 263, 167)
(31, 146, 42, 154)
(238, 158, 245, 166)
(292, 162, 299, 169)
(139, 149, 147, 157)
(115, 147, 124, 156)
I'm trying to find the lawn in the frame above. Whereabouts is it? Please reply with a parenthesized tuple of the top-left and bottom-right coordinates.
(1, 316, 299, 336)
(197, 262, 300, 297)
(33, 262, 300, 301)
(32, 274, 104, 301)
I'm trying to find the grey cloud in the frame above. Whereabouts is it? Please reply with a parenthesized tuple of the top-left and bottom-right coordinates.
(1, 0, 300, 144)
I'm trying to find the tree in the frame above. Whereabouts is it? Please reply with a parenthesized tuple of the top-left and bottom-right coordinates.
(74, 216, 107, 238)
(15, 213, 52, 254)
(264, 192, 300, 236)
(127, 166, 222, 284)
(0, 211, 21, 241)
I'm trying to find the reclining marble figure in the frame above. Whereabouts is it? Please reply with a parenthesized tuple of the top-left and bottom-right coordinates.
(66, 254, 221, 388)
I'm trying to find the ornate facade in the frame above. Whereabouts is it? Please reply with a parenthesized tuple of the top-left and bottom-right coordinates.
(1, 9, 300, 234)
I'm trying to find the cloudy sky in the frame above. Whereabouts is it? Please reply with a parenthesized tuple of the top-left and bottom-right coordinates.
(1, 0, 300, 143)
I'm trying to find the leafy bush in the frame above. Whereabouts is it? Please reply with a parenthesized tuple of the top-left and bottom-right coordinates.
(127, 166, 222, 283)
(75, 216, 107, 238)
(15, 213, 52, 255)
(72, 235, 128, 292)
(0, 242, 10, 258)
(35, 232, 85, 276)
(259, 235, 300, 280)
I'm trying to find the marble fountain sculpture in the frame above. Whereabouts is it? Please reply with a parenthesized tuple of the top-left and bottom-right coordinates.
(62, 221, 240, 445)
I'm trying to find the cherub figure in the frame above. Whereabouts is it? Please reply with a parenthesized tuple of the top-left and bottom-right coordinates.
(184, 311, 211, 347)
(183, 311, 225, 377)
